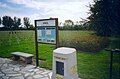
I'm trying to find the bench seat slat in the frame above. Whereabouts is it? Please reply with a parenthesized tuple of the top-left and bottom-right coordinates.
(11, 52, 33, 58)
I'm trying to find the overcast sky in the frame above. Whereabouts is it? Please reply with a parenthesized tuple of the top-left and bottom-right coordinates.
(0, 0, 93, 24)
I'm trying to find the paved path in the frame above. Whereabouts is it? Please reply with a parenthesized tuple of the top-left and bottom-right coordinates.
(0, 57, 52, 79)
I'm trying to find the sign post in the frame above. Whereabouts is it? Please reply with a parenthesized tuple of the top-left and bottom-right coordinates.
(35, 18, 58, 67)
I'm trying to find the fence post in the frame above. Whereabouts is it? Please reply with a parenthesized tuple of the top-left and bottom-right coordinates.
(109, 49, 120, 79)
(110, 50, 113, 79)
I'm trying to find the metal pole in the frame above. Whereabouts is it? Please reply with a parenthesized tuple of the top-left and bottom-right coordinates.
(110, 50, 113, 79)
(35, 20, 39, 67)
(55, 18, 59, 48)
(106, 49, 120, 79)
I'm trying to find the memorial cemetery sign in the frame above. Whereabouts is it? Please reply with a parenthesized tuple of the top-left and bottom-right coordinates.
(34, 18, 58, 67)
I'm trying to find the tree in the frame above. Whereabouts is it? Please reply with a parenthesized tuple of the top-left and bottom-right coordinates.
(88, 0, 120, 36)
(0, 17, 1, 25)
(2, 16, 13, 29)
(13, 17, 21, 29)
(63, 20, 74, 30)
(29, 24, 35, 29)
(23, 17, 30, 29)
(18, 18, 21, 27)
(64, 20, 74, 26)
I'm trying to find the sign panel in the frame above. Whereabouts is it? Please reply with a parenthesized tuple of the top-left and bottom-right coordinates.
(35, 19, 58, 44)
(36, 20, 55, 26)
(56, 61, 64, 76)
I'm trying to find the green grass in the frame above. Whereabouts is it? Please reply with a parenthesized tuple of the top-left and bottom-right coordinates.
(0, 30, 119, 79)
(0, 30, 35, 57)
(59, 31, 109, 52)
(38, 44, 55, 69)
(77, 50, 110, 79)
(39, 46, 119, 79)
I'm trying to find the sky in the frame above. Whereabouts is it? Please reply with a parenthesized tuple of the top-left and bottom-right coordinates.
(0, 0, 93, 25)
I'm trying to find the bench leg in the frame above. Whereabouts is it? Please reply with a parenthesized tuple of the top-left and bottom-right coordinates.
(12, 55, 20, 61)
(25, 57, 33, 64)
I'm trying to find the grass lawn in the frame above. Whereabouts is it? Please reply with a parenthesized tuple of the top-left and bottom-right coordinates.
(77, 50, 110, 79)
(59, 31, 110, 52)
(39, 44, 119, 79)
(0, 30, 119, 79)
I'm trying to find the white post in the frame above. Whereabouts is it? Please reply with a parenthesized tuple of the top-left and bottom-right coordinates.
(52, 47, 78, 79)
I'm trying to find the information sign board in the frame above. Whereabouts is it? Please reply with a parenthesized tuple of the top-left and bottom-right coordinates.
(35, 18, 58, 44)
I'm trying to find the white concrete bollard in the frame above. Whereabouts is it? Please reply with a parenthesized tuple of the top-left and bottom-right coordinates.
(52, 47, 78, 79)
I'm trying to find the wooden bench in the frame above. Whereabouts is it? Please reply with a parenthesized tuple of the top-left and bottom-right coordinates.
(11, 52, 34, 64)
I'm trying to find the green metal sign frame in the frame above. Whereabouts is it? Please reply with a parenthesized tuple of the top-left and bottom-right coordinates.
(34, 18, 59, 67)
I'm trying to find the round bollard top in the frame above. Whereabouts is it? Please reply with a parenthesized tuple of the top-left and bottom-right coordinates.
(53, 47, 76, 54)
